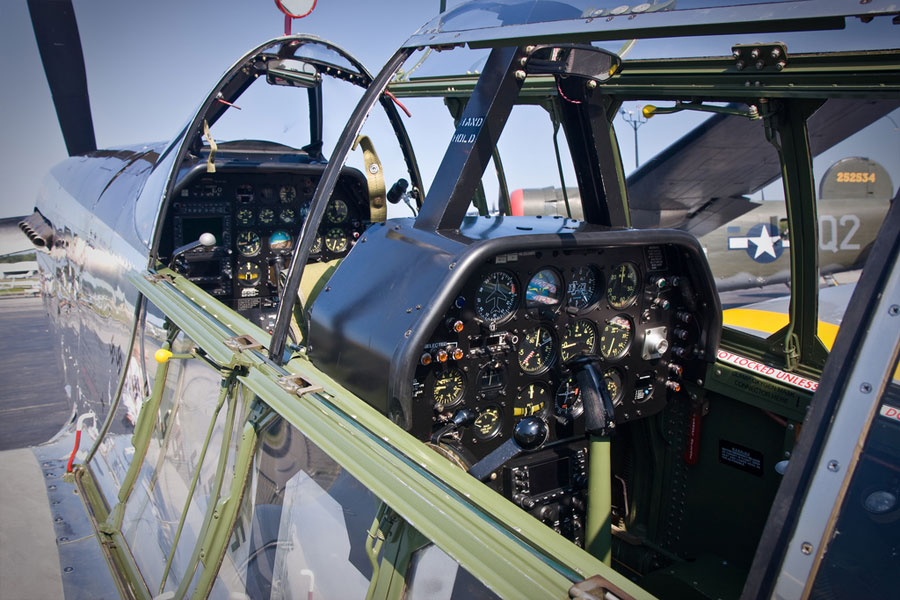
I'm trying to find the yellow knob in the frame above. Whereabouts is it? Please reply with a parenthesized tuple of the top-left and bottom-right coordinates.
(155, 349, 173, 364)
(642, 105, 657, 119)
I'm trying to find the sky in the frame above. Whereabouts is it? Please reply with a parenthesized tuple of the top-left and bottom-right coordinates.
(1, 0, 898, 221)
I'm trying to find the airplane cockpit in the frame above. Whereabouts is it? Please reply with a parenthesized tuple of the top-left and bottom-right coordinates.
(30, 1, 899, 598)
(155, 36, 423, 333)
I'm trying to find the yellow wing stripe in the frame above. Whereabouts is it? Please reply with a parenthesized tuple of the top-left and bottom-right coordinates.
(722, 308, 899, 380)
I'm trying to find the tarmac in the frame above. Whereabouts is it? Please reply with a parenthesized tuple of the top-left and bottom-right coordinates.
(0, 296, 68, 600)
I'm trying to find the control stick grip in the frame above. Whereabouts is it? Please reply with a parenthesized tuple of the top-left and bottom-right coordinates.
(570, 356, 616, 437)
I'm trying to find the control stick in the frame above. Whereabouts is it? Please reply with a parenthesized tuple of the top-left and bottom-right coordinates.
(170, 233, 216, 270)
(567, 355, 617, 436)
(566, 355, 615, 566)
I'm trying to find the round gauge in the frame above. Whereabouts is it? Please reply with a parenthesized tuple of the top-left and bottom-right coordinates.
(279, 208, 296, 224)
(311, 235, 323, 255)
(236, 230, 261, 257)
(517, 325, 555, 374)
(514, 382, 550, 418)
(473, 405, 502, 440)
(474, 271, 518, 323)
(326, 198, 349, 223)
(568, 265, 600, 310)
(324, 228, 349, 253)
(600, 315, 633, 360)
(555, 378, 583, 420)
(236, 261, 262, 286)
(432, 368, 465, 408)
(607, 262, 639, 309)
(525, 269, 562, 308)
(236, 208, 255, 226)
(236, 184, 253, 203)
(560, 319, 597, 362)
(478, 363, 505, 390)
(259, 208, 276, 225)
(603, 368, 624, 406)
(269, 230, 293, 253)
(279, 185, 296, 203)
(259, 187, 275, 202)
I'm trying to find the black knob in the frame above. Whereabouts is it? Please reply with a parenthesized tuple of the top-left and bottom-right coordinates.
(514, 417, 548, 450)
(453, 408, 476, 427)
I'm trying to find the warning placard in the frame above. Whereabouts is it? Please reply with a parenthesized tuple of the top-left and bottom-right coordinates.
(719, 440, 764, 477)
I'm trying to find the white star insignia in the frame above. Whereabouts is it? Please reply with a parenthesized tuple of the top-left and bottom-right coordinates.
(749, 227, 778, 259)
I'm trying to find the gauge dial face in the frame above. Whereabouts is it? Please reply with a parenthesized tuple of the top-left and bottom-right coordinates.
(607, 262, 639, 309)
(603, 368, 624, 406)
(236, 208, 255, 226)
(236, 261, 262, 286)
(525, 269, 562, 308)
(555, 378, 583, 420)
(600, 315, 632, 360)
(236, 184, 253, 203)
(514, 382, 550, 418)
(279, 208, 296, 224)
(568, 265, 600, 310)
(236, 230, 261, 257)
(258, 208, 275, 225)
(259, 187, 275, 202)
(279, 185, 296, 203)
(326, 198, 349, 223)
(269, 230, 293, 253)
(312, 235, 323, 255)
(473, 405, 502, 440)
(517, 325, 555, 374)
(560, 319, 597, 362)
(478, 363, 505, 390)
(324, 228, 349, 253)
(432, 368, 465, 408)
(475, 271, 518, 323)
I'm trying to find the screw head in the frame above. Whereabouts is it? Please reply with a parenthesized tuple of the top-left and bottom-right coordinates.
(889, 305, 899, 316)
(827, 460, 840, 472)
(801, 542, 813, 555)
(860, 382, 873, 394)
(515, 70, 526, 81)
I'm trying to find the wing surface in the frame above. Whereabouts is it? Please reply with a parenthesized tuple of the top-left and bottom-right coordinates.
(628, 99, 900, 234)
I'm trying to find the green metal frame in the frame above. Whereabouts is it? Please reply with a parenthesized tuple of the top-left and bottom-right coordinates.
(122, 269, 654, 599)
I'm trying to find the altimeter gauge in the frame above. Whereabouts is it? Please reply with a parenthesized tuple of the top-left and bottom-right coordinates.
(567, 265, 600, 309)
(607, 262, 639, 309)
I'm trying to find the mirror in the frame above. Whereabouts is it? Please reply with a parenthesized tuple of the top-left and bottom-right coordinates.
(266, 58, 320, 88)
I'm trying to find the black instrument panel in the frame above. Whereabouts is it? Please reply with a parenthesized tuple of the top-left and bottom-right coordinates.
(163, 164, 369, 330)
(414, 243, 706, 463)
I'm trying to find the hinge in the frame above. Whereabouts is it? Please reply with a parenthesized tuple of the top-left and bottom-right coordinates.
(144, 272, 176, 284)
(277, 374, 324, 397)
(223, 334, 263, 353)
(569, 574, 636, 600)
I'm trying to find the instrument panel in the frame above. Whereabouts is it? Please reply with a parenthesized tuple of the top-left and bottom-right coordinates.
(163, 164, 370, 330)
(413, 243, 706, 462)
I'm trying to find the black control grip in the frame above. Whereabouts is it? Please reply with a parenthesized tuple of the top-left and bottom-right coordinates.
(569, 356, 617, 436)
